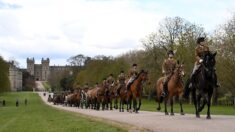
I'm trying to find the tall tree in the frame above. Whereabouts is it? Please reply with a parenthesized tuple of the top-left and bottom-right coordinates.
(0, 56, 10, 92)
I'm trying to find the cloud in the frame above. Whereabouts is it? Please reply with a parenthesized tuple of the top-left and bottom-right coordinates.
(0, 0, 21, 9)
(0, 0, 235, 68)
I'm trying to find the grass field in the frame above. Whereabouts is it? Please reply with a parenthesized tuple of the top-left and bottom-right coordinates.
(0, 92, 126, 132)
(140, 99, 235, 115)
(42, 82, 51, 91)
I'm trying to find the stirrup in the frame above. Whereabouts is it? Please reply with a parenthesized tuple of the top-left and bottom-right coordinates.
(189, 83, 192, 89)
(161, 92, 167, 97)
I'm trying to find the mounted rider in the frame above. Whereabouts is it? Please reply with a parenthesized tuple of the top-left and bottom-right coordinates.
(126, 64, 138, 91)
(161, 50, 177, 98)
(189, 37, 219, 88)
(107, 74, 115, 88)
(116, 70, 126, 95)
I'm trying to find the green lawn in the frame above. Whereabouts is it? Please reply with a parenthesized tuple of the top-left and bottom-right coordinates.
(140, 99, 235, 115)
(0, 92, 126, 132)
(42, 82, 51, 91)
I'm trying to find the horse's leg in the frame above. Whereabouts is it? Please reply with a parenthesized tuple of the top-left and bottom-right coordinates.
(192, 90, 199, 118)
(122, 98, 124, 112)
(207, 89, 213, 119)
(164, 98, 169, 115)
(198, 96, 206, 112)
(157, 95, 161, 111)
(110, 98, 113, 110)
(119, 98, 122, 112)
(197, 94, 202, 117)
(179, 96, 185, 115)
(137, 97, 141, 112)
(170, 97, 174, 116)
(133, 95, 137, 113)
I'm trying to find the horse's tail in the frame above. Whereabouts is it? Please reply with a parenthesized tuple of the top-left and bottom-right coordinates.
(183, 78, 191, 99)
(156, 78, 164, 103)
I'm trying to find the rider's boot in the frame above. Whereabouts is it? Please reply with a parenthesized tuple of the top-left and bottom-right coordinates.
(161, 82, 168, 98)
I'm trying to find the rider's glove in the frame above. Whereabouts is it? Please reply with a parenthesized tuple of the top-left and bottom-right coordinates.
(199, 59, 203, 63)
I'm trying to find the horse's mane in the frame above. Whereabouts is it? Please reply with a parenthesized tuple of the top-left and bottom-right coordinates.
(135, 70, 145, 79)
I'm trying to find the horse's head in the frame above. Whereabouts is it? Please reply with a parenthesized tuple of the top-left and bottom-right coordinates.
(139, 70, 148, 82)
(202, 51, 216, 78)
(175, 61, 185, 78)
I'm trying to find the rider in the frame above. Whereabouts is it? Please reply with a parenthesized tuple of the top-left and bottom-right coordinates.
(84, 83, 89, 89)
(107, 74, 115, 87)
(102, 78, 107, 87)
(161, 50, 177, 97)
(116, 70, 126, 95)
(126, 63, 138, 91)
(189, 37, 219, 88)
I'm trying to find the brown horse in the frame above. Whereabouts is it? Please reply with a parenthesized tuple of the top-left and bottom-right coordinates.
(66, 91, 81, 107)
(118, 83, 128, 112)
(156, 62, 185, 115)
(128, 70, 148, 113)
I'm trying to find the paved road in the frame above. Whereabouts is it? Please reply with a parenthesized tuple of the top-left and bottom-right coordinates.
(38, 92, 235, 132)
(35, 81, 46, 91)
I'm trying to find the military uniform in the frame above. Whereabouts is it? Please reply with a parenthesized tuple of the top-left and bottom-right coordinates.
(116, 72, 126, 94)
(161, 50, 177, 97)
(107, 75, 115, 87)
(126, 64, 138, 91)
(192, 44, 209, 76)
(162, 58, 177, 94)
(162, 58, 177, 75)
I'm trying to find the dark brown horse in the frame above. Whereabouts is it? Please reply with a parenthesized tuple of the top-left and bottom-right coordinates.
(184, 51, 217, 119)
(128, 70, 148, 113)
(156, 62, 185, 115)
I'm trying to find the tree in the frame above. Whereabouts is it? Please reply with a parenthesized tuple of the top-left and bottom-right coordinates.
(212, 13, 235, 97)
(0, 56, 10, 92)
(141, 16, 206, 98)
(22, 71, 35, 91)
(67, 54, 88, 66)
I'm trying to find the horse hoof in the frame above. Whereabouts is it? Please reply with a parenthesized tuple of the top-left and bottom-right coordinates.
(196, 115, 200, 118)
(207, 116, 211, 119)
(157, 108, 161, 111)
(181, 112, 185, 115)
(165, 112, 169, 115)
(170, 113, 174, 116)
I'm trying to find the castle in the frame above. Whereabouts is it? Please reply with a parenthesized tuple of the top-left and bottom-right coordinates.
(8, 61, 22, 91)
(27, 58, 72, 81)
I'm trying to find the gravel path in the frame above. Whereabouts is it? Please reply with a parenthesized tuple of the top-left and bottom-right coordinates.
(38, 92, 235, 132)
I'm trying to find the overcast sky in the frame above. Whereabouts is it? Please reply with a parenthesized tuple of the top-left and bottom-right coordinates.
(0, 0, 234, 68)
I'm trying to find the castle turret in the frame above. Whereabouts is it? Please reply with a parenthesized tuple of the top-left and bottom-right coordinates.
(41, 58, 50, 81)
(27, 57, 35, 76)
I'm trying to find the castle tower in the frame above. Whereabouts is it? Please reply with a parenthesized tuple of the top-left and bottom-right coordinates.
(27, 58, 35, 76)
(41, 58, 50, 81)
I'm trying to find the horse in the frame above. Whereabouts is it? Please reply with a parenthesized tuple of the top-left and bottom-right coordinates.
(156, 62, 185, 115)
(128, 70, 148, 113)
(118, 83, 128, 112)
(66, 91, 81, 107)
(87, 87, 100, 110)
(184, 51, 217, 119)
(53, 92, 65, 105)
(107, 82, 118, 110)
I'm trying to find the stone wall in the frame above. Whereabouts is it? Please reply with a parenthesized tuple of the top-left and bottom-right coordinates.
(9, 62, 22, 91)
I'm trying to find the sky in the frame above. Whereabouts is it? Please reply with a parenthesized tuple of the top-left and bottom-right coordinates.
(0, 0, 234, 68)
